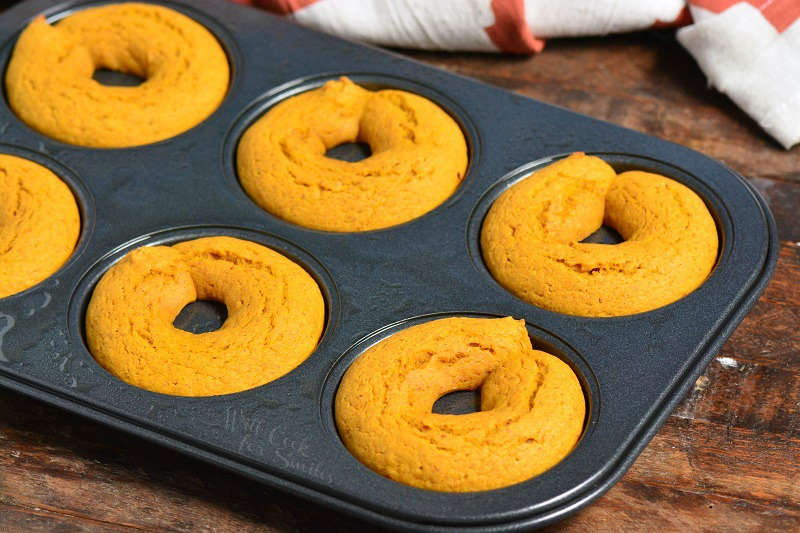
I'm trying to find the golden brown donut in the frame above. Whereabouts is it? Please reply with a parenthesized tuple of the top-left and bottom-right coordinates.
(5, 3, 229, 148)
(481, 153, 719, 317)
(335, 316, 585, 492)
(0, 154, 80, 299)
(236, 77, 468, 232)
(85, 236, 325, 396)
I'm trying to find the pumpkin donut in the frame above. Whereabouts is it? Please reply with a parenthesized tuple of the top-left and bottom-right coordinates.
(236, 77, 468, 232)
(0, 154, 80, 299)
(481, 153, 719, 317)
(5, 3, 229, 148)
(85, 236, 325, 396)
(335, 316, 585, 492)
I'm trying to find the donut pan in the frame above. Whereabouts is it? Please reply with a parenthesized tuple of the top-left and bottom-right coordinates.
(0, 0, 778, 530)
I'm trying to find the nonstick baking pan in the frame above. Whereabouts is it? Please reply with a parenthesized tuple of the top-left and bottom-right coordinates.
(0, 0, 778, 530)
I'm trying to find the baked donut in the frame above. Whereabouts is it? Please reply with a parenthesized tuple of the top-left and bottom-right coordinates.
(335, 316, 585, 492)
(237, 77, 468, 232)
(481, 153, 718, 317)
(85, 236, 325, 396)
(5, 3, 229, 148)
(0, 154, 80, 299)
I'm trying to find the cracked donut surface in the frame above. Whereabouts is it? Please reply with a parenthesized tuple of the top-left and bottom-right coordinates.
(335, 316, 585, 492)
(5, 3, 229, 148)
(0, 154, 80, 299)
(85, 236, 325, 396)
(481, 153, 719, 317)
(236, 77, 468, 232)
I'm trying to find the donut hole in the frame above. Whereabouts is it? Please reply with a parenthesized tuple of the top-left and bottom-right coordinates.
(89, 47, 149, 87)
(432, 388, 482, 415)
(325, 142, 372, 162)
(92, 68, 145, 87)
(172, 299, 228, 334)
(580, 225, 624, 245)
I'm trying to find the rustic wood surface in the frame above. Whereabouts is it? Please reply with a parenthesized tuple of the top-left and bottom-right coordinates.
(2, 26, 799, 533)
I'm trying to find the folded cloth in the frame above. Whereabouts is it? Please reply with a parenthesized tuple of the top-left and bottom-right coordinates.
(678, 1, 800, 149)
(233, 0, 800, 149)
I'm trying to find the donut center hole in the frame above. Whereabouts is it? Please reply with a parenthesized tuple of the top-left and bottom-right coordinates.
(92, 68, 146, 87)
(325, 142, 372, 162)
(580, 225, 624, 245)
(173, 300, 228, 334)
(432, 389, 482, 415)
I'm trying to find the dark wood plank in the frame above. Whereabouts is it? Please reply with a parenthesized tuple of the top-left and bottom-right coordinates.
(1, 26, 799, 533)
(552, 479, 800, 532)
(0, 503, 137, 533)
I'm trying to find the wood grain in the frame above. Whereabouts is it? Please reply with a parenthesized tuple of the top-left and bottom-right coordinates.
(1, 29, 799, 533)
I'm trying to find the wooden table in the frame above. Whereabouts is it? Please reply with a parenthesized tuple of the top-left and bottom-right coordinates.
(2, 30, 799, 532)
